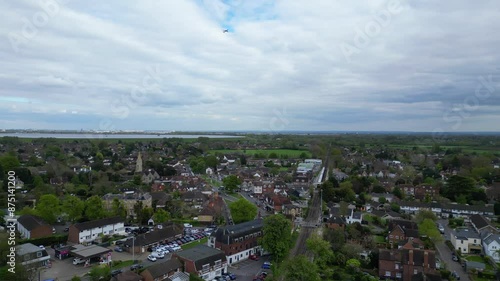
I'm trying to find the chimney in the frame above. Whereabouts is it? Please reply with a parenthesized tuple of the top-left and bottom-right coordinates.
(409, 250, 414, 265)
(424, 251, 429, 268)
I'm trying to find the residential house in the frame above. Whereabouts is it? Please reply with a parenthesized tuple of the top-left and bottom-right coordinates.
(17, 214, 53, 239)
(379, 247, 438, 280)
(103, 192, 152, 219)
(198, 195, 224, 224)
(140, 258, 182, 281)
(142, 169, 160, 184)
(450, 228, 482, 254)
(150, 192, 169, 209)
(173, 245, 228, 280)
(414, 185, 439, 201)
(370, 193, 395, 203)
(208, 219, 263, 265)
(345, 209, 363, 224)
(325, 216, 346, 230)
(282, 204, 302, 218)
(470, 214, 498, 234)
(68, 217, 125, 244)
(482, 232, 500, 262)
(264, 195, 291, 213)
(123, 223, 183, 254)
(387, 220, 419, 246)
(16, 243, 51, 268)
(111, 271, 143, 281)
(181, 191, 207, 208)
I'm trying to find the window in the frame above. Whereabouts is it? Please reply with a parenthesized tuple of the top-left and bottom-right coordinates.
(37, 251, 42, 258)
(385, 271, 391, 277)
(414, 269, 418, 275)
(395, 264, 399, 269)
(202, 264, 209, 271)
(215, 260, 221, 267)
(396, 273, 402, 278)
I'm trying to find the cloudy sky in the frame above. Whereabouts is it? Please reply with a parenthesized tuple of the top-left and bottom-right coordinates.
(1, 0, 499, 132)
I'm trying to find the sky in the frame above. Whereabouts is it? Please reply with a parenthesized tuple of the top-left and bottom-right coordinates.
(1, 0, 499, 133)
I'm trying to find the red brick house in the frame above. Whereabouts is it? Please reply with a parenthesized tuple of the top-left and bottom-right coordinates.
(17, 214, 53, 239)
(414, 185, 439, 201)
(379, 246, 439, 280)
(387, 219, 419, 246)
(325, 216, 346, 230)
(173, 245, 227, 280)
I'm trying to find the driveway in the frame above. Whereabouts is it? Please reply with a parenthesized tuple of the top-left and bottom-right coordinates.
(436, 219, 470, 281)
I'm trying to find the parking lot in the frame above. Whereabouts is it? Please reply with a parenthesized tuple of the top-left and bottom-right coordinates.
(229, 256, 271, 281)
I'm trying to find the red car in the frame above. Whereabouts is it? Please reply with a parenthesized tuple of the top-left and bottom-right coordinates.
(249, 254, 259, 261)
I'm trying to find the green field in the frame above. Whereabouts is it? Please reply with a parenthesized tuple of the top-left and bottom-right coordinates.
(208, 149, 311, 158)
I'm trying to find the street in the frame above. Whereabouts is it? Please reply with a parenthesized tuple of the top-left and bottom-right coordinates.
(436, 219, 470, 281)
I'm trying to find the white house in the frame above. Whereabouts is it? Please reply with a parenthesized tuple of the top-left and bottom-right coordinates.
(68, 217, 125, 244)
(482, 233, 500, 262)
(345, 209, 363, 224)
(450, 228, 482, 254)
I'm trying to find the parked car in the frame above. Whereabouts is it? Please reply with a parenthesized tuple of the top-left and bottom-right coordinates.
(64, 227, 69, 232)
(249, 254, 259, 261)
(452, 255, 459, 262)
(111, 269, 123, 277)
(147, 255, 157, 262)
(222, 272, 236, 280)
(130, 263, 144, 271)
(262, 262, 271, 269)
(451, 271, 460, 280)
(114, 246, 123, 252)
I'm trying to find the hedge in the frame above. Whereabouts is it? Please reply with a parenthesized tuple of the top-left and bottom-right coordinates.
(19, 234, 69, 246)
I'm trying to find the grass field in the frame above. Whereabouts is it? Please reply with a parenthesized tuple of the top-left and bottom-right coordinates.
(209, 149, 311, 158)
(111, 260, 135, 270)
(181, 237, 208, 250)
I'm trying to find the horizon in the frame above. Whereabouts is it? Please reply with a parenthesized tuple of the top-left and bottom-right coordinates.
(1, 1, 499, 132)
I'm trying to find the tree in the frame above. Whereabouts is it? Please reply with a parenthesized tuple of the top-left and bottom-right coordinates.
(84, 196, 106, 220)
(222, 175, 241, 193)
(62, 195, 85, 222)
(229, 198, 257, 224)
(153, 208, 170, 224)
(415, 210, 437, 224)
(0, 154, 20, 170)
(324, 228, 346, 251)
(392, 186, 403, 199)
(205, 155, 218, 170)
(306, 234, 334, 274)
(35, 194, 60, 224)
(189, 275, 205, 281)
(88, 265, 111, 281)
(284, 255, 321, 281)
(261, 214, 292, 262)
(346, 258, 361, 273)
(418, 218, 442, 242)
(111, 198, 127, 219)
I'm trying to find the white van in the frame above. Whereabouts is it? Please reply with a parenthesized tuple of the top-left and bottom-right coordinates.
(73, 258, 85, 265)
(183, 223, 193, 228)
(152, 251, 164, 259)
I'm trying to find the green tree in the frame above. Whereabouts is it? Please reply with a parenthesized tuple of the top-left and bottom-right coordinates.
(284, 255, 321, 281)
(71, 276, 82, 281)
(346, 258, 361, 273)
(418, 218, 442, 242)
(0, 154, 20, 170)
(153, 208, 170, 224)
(205, 155, 218, 170)
(189, 274, 205, 281)
(415, 210, 437, 224)
(88, 265, 111, 281)
(62, 195, 85, 222)
(111, 198, 127, 219)
(84, 196, 106, 220)
(261, 214, 292, 262)
(306, 234, 334, 275)
(392, 186, 403, 199)
(324, 228, 346, 251)
(35, 194, 60, 224)
(140, 207, 154, 224)
(229, 198, 257, 224)
(223, 175, 241, 193)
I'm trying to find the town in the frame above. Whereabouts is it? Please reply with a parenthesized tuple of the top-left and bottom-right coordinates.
(0, 133, 499, 281)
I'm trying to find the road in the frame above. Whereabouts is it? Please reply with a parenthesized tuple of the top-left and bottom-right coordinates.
(239, 191, 271, 219)
(436, 219, 470, 281)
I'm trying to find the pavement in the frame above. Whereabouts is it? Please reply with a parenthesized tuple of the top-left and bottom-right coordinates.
(228, 256, 271, 281)
(435, 219, 470, 281)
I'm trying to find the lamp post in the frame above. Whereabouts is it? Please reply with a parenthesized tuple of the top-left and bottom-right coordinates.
(132, 235, 136, 264)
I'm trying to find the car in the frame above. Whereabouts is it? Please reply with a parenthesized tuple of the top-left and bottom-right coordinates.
(437, 224, 445, 234)
(262, 262, 271, 269)
(452, 255, 459, 262)
(64, 227, 69, 232)
(223, 272, 236, 280)
(249, 254, 259, 261)
(114, 246, 123, 252)
(73, 258, 85, 265)
(452, 271, 460, 280)
(147, 255, 157, 262)
(111, 269, 123, 277)
(130, 264, 144, 271)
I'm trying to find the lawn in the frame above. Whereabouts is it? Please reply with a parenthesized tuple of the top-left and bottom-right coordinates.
(181, 237, 208, 250)
(465, 255, 493, 270)
(111, 260, 135, 270)
(373, 235, 386, 243)
(208, 149, 311, 158)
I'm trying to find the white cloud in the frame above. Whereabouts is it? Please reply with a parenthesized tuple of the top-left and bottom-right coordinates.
(0, 0, 499, 131)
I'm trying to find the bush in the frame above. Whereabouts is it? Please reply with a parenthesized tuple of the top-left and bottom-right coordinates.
(19, 234, 69, 247)
(440, 269, 451, 279)
(478, 270, 496, 279)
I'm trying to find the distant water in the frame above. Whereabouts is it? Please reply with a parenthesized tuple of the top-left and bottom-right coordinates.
(0, 133, 241, 139)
